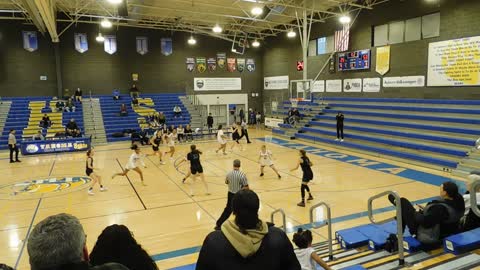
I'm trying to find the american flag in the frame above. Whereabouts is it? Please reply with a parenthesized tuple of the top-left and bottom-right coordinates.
(335, 24, 350, 52)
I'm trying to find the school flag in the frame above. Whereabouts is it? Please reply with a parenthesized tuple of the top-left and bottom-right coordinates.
(246, 58, 255, 72)
(217, 53, 226, 70)
(196, 57, 207, 73)
(23, 31, 38, 52)
(186, 57, 195, 72)
(136, 36, 148, 55)
(376, 46, 390, 75)
(74, 33, 88, 53)
(237, 58, 245, 72)
(161, 37, 173, 56)
(104, 35, 117, 54)
(207, 57, 217, 72)
(227, 58, 236, 72)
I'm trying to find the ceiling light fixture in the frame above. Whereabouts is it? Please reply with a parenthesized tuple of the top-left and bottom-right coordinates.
(251, 7, 263, 16)
(212, 24, 223, 33)
(96, 33, 105, 42)
(287, 29, 296, 38)
(188, 36, 197, 45)
(339, 15, 351, 24)
(100, 19, 112, 28)
(107, 0, 122, 4)
(252, 40, 260, 47)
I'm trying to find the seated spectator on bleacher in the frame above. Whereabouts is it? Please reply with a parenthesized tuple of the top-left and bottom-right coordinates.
(41, 114, 52, 128)
(173, 105, 182, 118)
(130, 84, 140, 99)
(387, 181, 465, 245)
(75, 88, 83, 103)
(177, 125, 185, 142)
(32, 131, 44, 141)
(55, 99, 65, 112)
(293, 228, 332, 270)
(196, 190, 300, 270)
(90, 224, 158, 270)
(27, 213, 129, 270)
(66, 119, 81, 137)
(184, 124, 193, 141)
(460, 171, 480, 232)
(158, 112, 166, 126)
(168, 125, 175, 133)
(113, 89, 120, 101)
(120, 104, 128, 116)
(132, 98, 139, 107)
(65, 98, 76, 112)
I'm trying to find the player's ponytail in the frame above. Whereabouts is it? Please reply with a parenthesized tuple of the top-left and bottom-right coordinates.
(292, 228, 313, 249)
(86, 149, 92, 157)
(130, 144, 139, 150)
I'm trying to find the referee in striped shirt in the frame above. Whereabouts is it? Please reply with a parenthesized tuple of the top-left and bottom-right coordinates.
(215, 159, 249, 230)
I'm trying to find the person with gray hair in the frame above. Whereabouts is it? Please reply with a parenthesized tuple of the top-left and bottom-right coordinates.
(214, 159, 249, 230)
(27, 213, 129, 270)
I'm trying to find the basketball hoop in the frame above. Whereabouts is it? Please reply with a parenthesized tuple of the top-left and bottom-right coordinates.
(290, 98, 303, 108)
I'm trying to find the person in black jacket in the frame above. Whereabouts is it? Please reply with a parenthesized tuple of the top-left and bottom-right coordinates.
(335, 112, 344, 141)
(196, 190, 301, 270)
(207, 113, 214, 134)
(388, 181, 465, 242)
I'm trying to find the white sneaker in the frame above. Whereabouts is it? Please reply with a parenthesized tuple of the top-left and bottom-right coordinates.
(88, 189, 94, 195)
(100, 187, 108, 192)
(170, 157, 174, 161)
(340, 139, 344, 142)
(160, 161, 166, 165)
(335, 138, 339, 141)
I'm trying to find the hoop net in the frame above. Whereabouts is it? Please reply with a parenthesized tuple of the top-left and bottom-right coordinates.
(290, 98, 303, 108)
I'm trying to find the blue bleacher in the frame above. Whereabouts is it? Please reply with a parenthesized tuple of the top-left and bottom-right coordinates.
(444, 227, 480, 255)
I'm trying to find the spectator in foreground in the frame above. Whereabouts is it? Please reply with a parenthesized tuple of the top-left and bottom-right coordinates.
(90, 224, 158, 270)
(460, 171, 480, 232)
(0, 264, 13, 270)
(41, 114, 52, 128)
(66, 119, 81, 137)
(173, 105, 182, 118)
(387, 181, 465, 245)
(27, 213, 129, 270)
(196, 190, 301, 270)
(293, 228, 332, 270)
(207, 113, 213, 133)
(120, 104, 128, 116)
(75, 88, 83, 103)
(32, 130, 45, 141)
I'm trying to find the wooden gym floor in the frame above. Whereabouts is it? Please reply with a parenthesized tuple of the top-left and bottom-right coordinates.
(0, 129, 462, 269)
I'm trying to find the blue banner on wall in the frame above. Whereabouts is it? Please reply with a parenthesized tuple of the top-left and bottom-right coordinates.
(161, 37, 173, 56)
(104, 35, 117, 55)
(74, 33, 88, 53)
(136, 36, 148, 55)
(21, 137, 92, 155)
(23, 31, 38, 52)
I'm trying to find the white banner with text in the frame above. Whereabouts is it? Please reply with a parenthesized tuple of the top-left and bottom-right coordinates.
(194, 78, 241, 91)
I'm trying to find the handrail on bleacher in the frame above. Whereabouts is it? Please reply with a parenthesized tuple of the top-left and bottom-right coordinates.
(367, 190, 405, 266)
(270, 209, 286, 232)
(309, 202, 333, 261)
(470, 179, 480, 218)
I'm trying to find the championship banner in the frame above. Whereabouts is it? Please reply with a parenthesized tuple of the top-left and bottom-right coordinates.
(74, 33, 88, 53)
(161, 37, 173, 56)
(427, 36, 480, 86)
(196, 57, 207, 73)
(227, 58, 236, 72)
(376, 46, 390, 75)
(237, 58, 245, 72)
(246, 58, 255, 72)
(207, 57, 217, 72)
(186, 57, 195, 72)
(217, 53, 226, 70)
(136, 36, 148, 55)
(104, 35, 117, 55)
(23, 31, 38, 52)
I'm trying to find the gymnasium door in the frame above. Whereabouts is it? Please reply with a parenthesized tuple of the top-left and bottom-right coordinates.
(209, 105, 227, 127)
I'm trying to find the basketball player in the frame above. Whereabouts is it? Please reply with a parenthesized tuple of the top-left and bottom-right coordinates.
(112, 144, 150, 186)
(86, 149, 107, 195)
(258, 145, 281, 179)
(290, 149, 314, 207)
(150, 131, 166, 165)
(215, 124, 227, 155)
(230, 123, 243, 151)
(164, 129, 177, 160)
(178, 145, 209, 196)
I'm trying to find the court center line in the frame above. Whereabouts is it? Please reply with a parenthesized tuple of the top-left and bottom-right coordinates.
(115, 158, 147, 210)
(15, 197, 42, 270)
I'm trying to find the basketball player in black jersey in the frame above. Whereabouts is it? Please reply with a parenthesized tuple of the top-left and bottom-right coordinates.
(86, 149, 107, 195)
(178, 145, 209, 196)
(150, 131, 166, 165)
(291, 149, 314, 207)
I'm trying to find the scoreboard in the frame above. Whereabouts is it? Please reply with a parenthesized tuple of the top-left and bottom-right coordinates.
(338, 49, 371, 71)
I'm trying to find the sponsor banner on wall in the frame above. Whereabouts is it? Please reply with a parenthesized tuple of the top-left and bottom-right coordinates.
(246, 58, 255, 72)
(343, 78, 362, 92)
(312, 80, 325, 92)
(186, 57, 195, 72)
(376, 46, 390, 75)
(23, 31, 38, 52)
(217, 53, 226, 69)
(194, 78, 241, 91)
(227, 58, 236, 72)
(264, 76, 289, 90)
(21, 138, 91, 155)
(326, 80, 342, 92)
(362, 78, 381, 92)
(161, 37, 173, 56)
(74, 33, 88, 53)
(104, 35, 117, 54)
(383, 76, 425, 87)
(196, 57, 206, 73)
(207, 57, 216, 72)
(427, 36, 480, 86)
(237, 58, 245, 72)
(136, 36, 148, 55)
(264, 117, 284, 128)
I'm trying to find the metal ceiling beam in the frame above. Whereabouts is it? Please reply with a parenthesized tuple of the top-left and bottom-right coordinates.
(18, 0, 47, 33)
(33, 0, 59, 42)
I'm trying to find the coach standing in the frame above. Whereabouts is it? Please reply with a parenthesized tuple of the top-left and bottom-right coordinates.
(8, 129, 20, 163)
(214, 159, 249, 230)
(336, 111, 344, 142)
